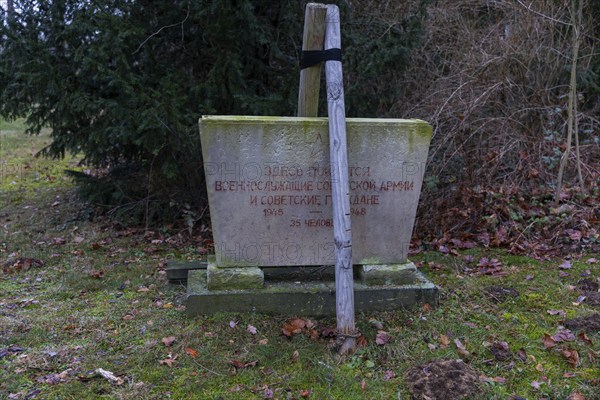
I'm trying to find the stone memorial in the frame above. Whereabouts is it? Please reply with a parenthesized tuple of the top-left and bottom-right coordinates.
(185, 115, 438, 315)
(202, 115, 429, 267)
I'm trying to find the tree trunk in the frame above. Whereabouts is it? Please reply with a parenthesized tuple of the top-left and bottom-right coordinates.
(554, 0, 583, 205)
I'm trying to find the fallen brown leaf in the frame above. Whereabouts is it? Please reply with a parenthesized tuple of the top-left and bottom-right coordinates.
(228, 385, 244, 393)
(535, 363, 544, 372)
(517, 348, 527, 362)
(531, 380, 542, 390)
(567, 391, 587, 400)
(573, 295, 586, 306)
(553, 329, 576, 342)
(321, 327, 336, 338)
(264, 387, 274, 398)
(37, 368, 72, 384)
(454, 338, 470, 358)
(542, 333, 556, 349)
(89, 270, 104, 279)
(161, 336, 176, 347)
(184, 347, 198, 358)
(95, 368, 124, 385)
(231, 359, 258, 369)
(439, 334, 450, 349)
(73, 236, 85, 243)
(559, 260, 572, 269)
(246, 325, 257, 335)
(309, 329, 320, 341)
(52, 237, 66, 246)
(375, 331, 391, 345)
(368, 318, 384, 330)
(577, 331, 593, 346)
(561, 348, 579, 368)
(282, 318, 306, 337)
(357, 335, 368, 347)
(383, 370, 396, 381)
(159, 355, 177, 367)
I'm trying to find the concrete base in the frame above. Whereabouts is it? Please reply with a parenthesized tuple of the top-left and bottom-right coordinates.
(206, 264, 264, 290)
(186, 267, 438, 316)
(166, 260, 207, 283)
(357, 262, 418, 286)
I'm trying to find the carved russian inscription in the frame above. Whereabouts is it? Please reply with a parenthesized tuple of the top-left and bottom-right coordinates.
(200, 116, 432, 267)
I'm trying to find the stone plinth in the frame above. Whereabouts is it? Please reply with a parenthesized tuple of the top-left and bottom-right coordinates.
(200, 116, 432, 267)
(186, 268, 438, 316)
(357, 262, 419, 286)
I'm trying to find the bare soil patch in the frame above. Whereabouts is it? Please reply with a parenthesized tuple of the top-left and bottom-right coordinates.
(404, 359, 481, 400)
(564, 314, 600, 331)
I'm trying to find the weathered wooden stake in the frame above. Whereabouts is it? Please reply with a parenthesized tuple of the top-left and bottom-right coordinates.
(297, 3, 327, 117)
(324, 4, 356, 355)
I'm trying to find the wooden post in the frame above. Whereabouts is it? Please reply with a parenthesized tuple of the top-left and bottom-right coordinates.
(297, 3, 327, 117)
(324, 4, 356, 355)
(6, 0, 14, 22)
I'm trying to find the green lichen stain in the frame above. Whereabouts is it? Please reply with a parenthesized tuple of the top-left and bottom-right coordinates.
(214, 258, 258, 268)
(202, 117, 432, 153)
(358, 257, 384, 265)
(200, 116, 432, 155)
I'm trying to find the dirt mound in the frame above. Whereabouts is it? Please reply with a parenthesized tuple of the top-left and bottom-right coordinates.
(405, 359, 481, 400)
(565, 314, 600, 331)
(576, 278, 600, 307)
(577, 278, 599, 292)
(585, 292, 600, 307)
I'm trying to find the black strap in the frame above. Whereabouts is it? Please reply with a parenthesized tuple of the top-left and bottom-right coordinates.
(300, 48, 342, 69)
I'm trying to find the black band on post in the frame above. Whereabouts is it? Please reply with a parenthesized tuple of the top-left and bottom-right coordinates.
(300, 48, 342, 69)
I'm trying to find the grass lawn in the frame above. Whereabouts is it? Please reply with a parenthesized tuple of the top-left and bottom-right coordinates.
(1, 120, 598, 399)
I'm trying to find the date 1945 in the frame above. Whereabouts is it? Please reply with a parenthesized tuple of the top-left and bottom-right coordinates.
(263, 208, 283, 217)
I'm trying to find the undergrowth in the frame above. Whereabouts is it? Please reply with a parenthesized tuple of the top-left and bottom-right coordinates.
(1, 118, 599, 400)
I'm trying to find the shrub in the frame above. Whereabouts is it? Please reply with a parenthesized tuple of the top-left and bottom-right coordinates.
(0, 0, 427, 225)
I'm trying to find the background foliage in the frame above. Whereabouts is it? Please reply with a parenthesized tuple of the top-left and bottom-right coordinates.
(0, 0, 427, 223)
(1, 0, 598, 238)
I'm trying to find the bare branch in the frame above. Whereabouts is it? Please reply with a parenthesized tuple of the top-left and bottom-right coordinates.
(134, 8, 190, 54)
(516, 0, 570, 26)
